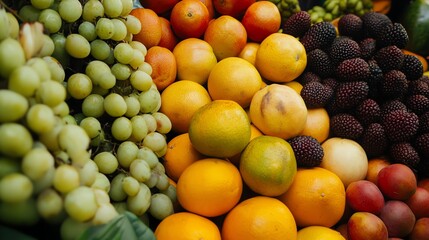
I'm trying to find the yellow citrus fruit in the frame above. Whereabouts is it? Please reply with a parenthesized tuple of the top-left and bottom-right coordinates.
(163, 133, 206, 182)
(255, 32, 307, 83)
(283, 81, 303, 94)
(238, 42, 260, 65)
(173, 38, 218, 85)
(207, 57, 263, 108)
(189, 100, 251, 158)
(222, 196, 297, 240)
(176, 158, 242, 217)
(278, 167, 346, 228)
(249, 84, 307, 140)
(240, 135, 297, 196)
(229, 123, 264, 165)
(155, 212, 221, 240)
(297, 226, 346, 240)
(299, 107, 330, 143)
(160, 80, 212, 133)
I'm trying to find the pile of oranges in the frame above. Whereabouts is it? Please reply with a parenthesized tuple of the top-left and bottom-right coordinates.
(125, 1, 412, 239)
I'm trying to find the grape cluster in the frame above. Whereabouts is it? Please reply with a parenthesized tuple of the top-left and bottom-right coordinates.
(307, 0, 373, 23)
(0, 0, 175, 238)
(268, 0, 301, 24)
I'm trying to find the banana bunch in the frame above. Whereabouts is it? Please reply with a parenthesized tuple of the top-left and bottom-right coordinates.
(268, 0, 301, 23)
(308, 0, 373, 23)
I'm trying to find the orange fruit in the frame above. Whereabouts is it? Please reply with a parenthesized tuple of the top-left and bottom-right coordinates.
(173, 38, 218, 85)
(188, 100, 251, 158)
(163, 133, 206, 182)
(204, 15, 247, 60)
(212, 0, 256, 19)
(240, 135, 297, 197)
(229, 123, 263, 165)
(144, 46, 177, 91)
(297, 226, 346, 240)
(284, 81, 303, 94)
(249, 84, 308, 140)
(207, 57, 263, 108)
(366, 157, 390, 184)
(278, 167, 346, 228)
(299, 107, 330, 143)
(155, 212, 221, 240)
(160, 80, 212, 133)
(139, 0, 179, 15)
(176, 158, 242, 217)
(222, 196, 297, 240)
(158, 17, 178, 51)
(200, 0, 215, 19)
(255, 32, 307, 83)
(241, 1, 281, 43)
(170, 0, 210, 39)
(130, 8, 162, 49)
(238, 42, 259, 65)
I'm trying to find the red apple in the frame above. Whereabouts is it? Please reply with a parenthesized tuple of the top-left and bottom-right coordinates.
(377, 163, 417, 201)
(408, 218, 429, 240)
(346, 180, 385, 215)
(366, 157, 390, 184)
(347, 211, 388, 240)
(379, 200, 416, 238)
(139, 0, 179, 15)
(406, 187, 429, 219)
(212, 0, 255, 19)
(418, 178, 429, 193)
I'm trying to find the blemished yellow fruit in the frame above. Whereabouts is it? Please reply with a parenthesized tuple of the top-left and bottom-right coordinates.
(297, 226, 346, 240)
(240, 135, 297, 197)
(255, 32, 307, 83)
(189, 100, 251, 158)
(249, 84, 307, 140)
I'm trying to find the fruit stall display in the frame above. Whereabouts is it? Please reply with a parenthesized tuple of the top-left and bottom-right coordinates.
(0, 0, 429, 239)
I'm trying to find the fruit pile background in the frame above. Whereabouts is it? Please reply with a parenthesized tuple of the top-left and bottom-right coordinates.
(1, 0, 429, 239)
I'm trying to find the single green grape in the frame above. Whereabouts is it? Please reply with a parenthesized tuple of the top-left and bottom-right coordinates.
(111, 116, 133, 141)
(144, 173, 158, 188)
(18, 5, 41, 22)
(152, 112, 172, 134)
(67, 73, 93, 100)
(136, 146, 159, 169)
(43, 56, 66, 83)
(111, 62, 132, 81)
(82, 94, 105, 118)
(121, 0, 133, 16)
(82, 0, 104, 22)
(91, 172, 111, 192)
(138, 88, 161, 113)
(36, 188, 63, 219)
(142, 132, 167, 153)
(53, 164, 80, 194)
(0, 89, 29, 123)
(26, 103, 56, 134)
(114, 42, 135, 64)
(138, 62, 153, 76)
(130, 70, 153, 92)
(6, 12, 20, 39)
(122, 176, 140, 197)
(116, 140, 139, 169)
(38, 8, 62, 33)
(38, 121, 63, 152)
(92, 203, 118, 225)
(78, 21, 97, 41)
(103, 93, 127, 117)
(141, 113, 157, 133)
(130, 115, 149, 142)
(127, 183, 151, 216)
(0, 7, 10, 41)
(95, 17, 115, 40)
(0, 123, 33, 158)
(85, 60, 112, 86)
(111, 18, 128, 41)
(79, 117, 101, 139)
(0, 173, 33, 203)
(65, 34, 91, 59)
(90, 39, 111, 60)
(64, 186, 98, 222)
(26, 57, 52, 82)
(0, 38, 26, 79)
(124, 95, 141, 118)
(156, 173, 170, 191)
(129, 49, 145, 69)
(58, 124, 90, 153)
(52, 101, 70, 117)
(39, 34, 55, 57)
(109, 173, 127, 202)
(103, 0, 123, 18)
(93, 188, 110, 205)
(125, 16, 142, 35)
(93, 151, 119, 175)
(78, 160, 99, 186)
(58, 0, 82, 23)
(35, 80, 66, 107)
(160, 184, 177, 205)
(148, 193, 174, 220)
(130, 159, 151, 182)
(31, 0, 54, 9)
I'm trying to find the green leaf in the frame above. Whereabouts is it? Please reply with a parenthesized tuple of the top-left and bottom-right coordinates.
(78, 211, 156, 240)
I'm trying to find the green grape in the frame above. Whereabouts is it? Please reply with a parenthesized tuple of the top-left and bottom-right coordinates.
(58, 124, 90, 153)
(156, 173, 170, 191)
(91, 85, 110, 97)
(104, 93, 127, 117)
(111, 62, 132, 81)
(0, 7, 10, 41)
(0, 89, 29, 123)
(0, 173, 33, 203)
(142, 132, 167, 153)
(52, 101, 70, 117)
(127, 183, 151, 216)
(90, 128, 106, 147)
(60, 217, 91, 240)
(50, 33, 70, 67)
(31, 0, 54, 9)
(90, 39, 111, 60)
(124, 95, 141, 118)
(62, 115, 77, 126)
(109, 173, 127, 202)
(138, 62, 153, 76)
(92, 203, 118, 225)
(94, 72, 115, 90)
(129, 49, 145, 69)
(38, 8, 62, 33)
(112, 202, 128, 214)
(6, 12, 20, 39)
(39, 121, 63, 152)
(125, 16, 142, 35)
(116, 140, 139, 169)
(149, 193, 174, 220)
(26, 57, 51, 82)
(138, 88, 161, 113)
(32, 165, 55, 194)
(78, 159, 99, 186)
(136, 146, 159, 169)
(39, 34, 55, 57)
(67, 73, 93, 100)
(144, 173, 158, 188)
(130, 70, 152, 92)
(85, 60, 112, 85)
(64, 186, 98, 222)
(114, 42, 135, 64)
(22, 147, 55, 181)
(0, 123, 33, 158)
(121, 0, 133, 16)
(141, 113, 157, 133)
(58, 0, 82, 23)
(93, 188, 110, 205)
(26, 103, 56, 134)
(43, 56, 65, 83)
(82, 93, 105, 117)
(96, 17, 115, 40)
(111, 18, 128, 41)
(79, 116, 101, 139)
(103, 0, 123, 18)
(111, 116, 133, 141)
(0, 199, 40, 226)
(82, 0, 104, 22)
(93, 151, 119, 175)
(160, 184, 177, 205)
(78, 21, 97, 41)
(130, 115, 149, 142)
(53, 164, 80, 194)
(130, 159, 151, 182)
(0, 38, 26, 79)
(35, 80, 66, 107)
(104, 48, 116, 65)
(37, 188, 63, 219)
(0, 157, 20, 179)
(91, 172, 111, 192)
(65, 34, 91, 59)
(18, 5, 41, 22)
(122, 176, 140, 197)
(152, 112, 172, 134)
(152, 161, 166, 175)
